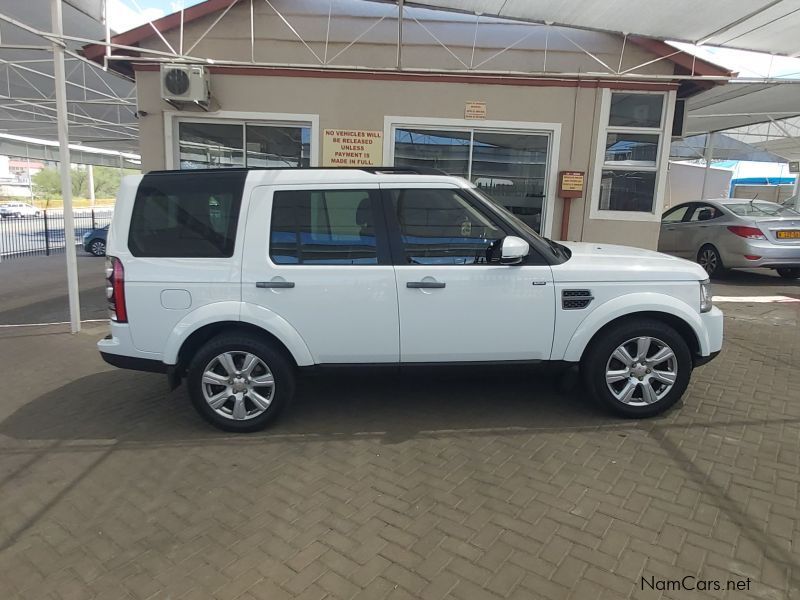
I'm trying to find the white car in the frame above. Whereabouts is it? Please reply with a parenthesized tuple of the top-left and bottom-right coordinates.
(98, 168, 723, 432)
(0, 202, 40, 218)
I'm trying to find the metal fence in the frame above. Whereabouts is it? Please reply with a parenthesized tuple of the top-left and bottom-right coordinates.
(0, 208, 114, 259)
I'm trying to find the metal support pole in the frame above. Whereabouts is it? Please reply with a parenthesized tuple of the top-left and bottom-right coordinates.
(87, 163, 95, 207)
(700, 132, 715, 200)
(51, 0, 81, 333)
(396, 0, 404, 70)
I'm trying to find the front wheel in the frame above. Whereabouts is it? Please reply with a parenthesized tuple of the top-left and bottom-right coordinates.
(776, 267, 800, 280)
(581, 319, 692, 418)
(187, 334, 295, 432)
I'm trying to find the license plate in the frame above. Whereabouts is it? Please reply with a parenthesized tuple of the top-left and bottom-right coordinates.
(777, 230, 800, 239)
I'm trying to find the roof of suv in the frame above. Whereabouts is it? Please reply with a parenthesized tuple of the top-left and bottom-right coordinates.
(145, 167, 470, 188)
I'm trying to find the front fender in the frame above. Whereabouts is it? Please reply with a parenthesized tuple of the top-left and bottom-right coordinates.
(162, 301, 314, 366)
(560, 292, 710, 363)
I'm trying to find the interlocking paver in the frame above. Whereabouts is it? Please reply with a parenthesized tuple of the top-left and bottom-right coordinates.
(1, 263, 800, 599)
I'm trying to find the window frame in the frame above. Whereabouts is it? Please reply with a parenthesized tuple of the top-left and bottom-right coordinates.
(590, 89, 676, 222)
(165, 111, 320, 170)
(383, 116, 561, 239)
(267, 185, 392, 267)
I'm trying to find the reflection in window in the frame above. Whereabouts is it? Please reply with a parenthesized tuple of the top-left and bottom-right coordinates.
(390, 188, 504, 265)
(393, 129, 470, 178)
(599, 170, 657, 212)
(471, 132, 548, 233)
(392, 128, 550, 233)
(609, 93, 663, 128)
(246, 125, 310, 167)
(178, 122, 244, 169)
(270, 189, 378, 265)
(604, 133, 659, 166)
(178, 121, 311, 169)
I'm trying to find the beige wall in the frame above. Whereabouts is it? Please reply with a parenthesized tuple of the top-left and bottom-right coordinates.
(137, 69, 672, 248)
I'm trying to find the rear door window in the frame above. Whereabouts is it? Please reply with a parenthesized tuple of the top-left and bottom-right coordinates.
(128, 171, 246, 257)
(270, 189, 383, 265)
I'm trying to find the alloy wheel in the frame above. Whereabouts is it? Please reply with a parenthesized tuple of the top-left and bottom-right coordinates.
(698, 248, 718, 275)
(605, 336, 678, 406)
(201, 351, 275, 421)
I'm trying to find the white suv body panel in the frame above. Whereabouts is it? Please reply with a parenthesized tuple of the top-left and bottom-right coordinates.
(242, 183, 400, 363)
(99, 170, 723, 374)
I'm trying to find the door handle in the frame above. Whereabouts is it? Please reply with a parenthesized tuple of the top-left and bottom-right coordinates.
(407, 281, 445, 289)
(665, 227, 676, 231)
(256, 281, 295, 289)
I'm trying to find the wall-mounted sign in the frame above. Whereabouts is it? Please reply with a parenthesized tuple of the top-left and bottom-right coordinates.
(789, 161, 799, 173)
(465, 101, 487, 120)
(558, 171, 585, 198)
(322, 129, 383, 167)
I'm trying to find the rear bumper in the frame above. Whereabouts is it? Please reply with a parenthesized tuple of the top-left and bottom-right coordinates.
(100, 349, 167, 373)
(720, 238, 800, 268)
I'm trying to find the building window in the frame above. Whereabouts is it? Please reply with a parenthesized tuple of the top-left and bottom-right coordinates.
(177, 120, 311, 169)
(392, 127, 551, 234)
(595, 92, 667, 215)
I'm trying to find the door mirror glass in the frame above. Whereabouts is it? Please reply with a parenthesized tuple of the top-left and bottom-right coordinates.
(501, 236, 529, 265)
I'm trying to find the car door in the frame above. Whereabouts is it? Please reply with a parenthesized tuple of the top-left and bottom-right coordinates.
(675, 203, 723, 258)
(241, 184, 400, 363)
(382, 184, 555, 362)
(658, 204, 691, 254)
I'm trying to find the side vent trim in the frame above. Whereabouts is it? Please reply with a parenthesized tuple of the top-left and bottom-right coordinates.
(562, 289, 594, 310)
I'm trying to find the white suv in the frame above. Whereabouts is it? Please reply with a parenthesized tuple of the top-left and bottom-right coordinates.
(98, 168, 723, 432)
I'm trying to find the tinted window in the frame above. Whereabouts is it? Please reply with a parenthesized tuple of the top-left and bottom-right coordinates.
(128, 171, 245, 257)
(662, 205, 690, 223)
(270, 190, 379, 265)
(390, 188, 505, 265)
(688, 205, 722, 222)
(599, 170, 656, 212)
(726, 201, 800, 217)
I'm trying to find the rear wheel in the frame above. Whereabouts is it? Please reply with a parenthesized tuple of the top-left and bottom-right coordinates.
(581, 319, 692, 418)
(89, 239, 106, 256)
(776, 267, 800, 280)
(187, 334, 294, 432)
(697, 244, 724, 277)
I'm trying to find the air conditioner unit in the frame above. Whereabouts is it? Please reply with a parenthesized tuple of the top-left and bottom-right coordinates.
(161, 64, 210, 105)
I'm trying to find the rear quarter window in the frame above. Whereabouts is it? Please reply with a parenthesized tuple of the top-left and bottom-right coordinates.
(128, 171, 246, 257)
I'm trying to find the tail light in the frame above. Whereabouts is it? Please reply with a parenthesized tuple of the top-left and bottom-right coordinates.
(727, 225, 765, 240)
(105, 256, 127, 323)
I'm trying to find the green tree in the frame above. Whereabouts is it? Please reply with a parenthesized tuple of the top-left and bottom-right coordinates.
(92, 166, 123, 199)
(71, 167, 87, 198)
(32, 168, 61, 201)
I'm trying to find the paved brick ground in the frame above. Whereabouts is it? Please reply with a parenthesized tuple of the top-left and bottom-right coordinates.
(0, 260, 798, 599)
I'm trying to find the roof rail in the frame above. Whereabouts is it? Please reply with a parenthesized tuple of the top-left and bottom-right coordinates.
(146, 166, 450, 176)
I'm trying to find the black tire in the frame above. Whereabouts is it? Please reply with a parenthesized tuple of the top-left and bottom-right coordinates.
(581, 318, 692, 418)
(187, 333, 294, 432)
(776, 267, 800, 280)
(697, 244, 724, 278)
(88, 239, 106, 256)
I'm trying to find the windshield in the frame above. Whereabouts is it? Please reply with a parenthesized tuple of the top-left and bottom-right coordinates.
(469, 186, 570, 260)
(726, 201, 800, 217)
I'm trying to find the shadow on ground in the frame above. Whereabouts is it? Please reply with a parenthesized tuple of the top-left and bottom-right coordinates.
(0, 366, 622, 444)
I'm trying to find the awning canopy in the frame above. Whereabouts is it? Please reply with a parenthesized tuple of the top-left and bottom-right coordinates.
(400, 0, 800, 56)
(0, 0, 138, 156)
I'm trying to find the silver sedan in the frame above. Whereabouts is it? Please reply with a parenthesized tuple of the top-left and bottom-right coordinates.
(658, 199, 800, 279)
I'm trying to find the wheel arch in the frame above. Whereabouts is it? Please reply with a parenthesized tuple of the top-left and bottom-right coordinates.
(561, 293, 708, 363)
(579, 311, 700, 362)
(175, 321, 299, 375)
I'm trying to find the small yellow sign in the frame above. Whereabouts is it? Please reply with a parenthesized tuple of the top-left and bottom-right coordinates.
(322, 129, 383, 167)
(465, 101, 487, 120)
(561, 173, 584, 192)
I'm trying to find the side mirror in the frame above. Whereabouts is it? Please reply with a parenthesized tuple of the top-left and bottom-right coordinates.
(500, 235, 529, 265)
